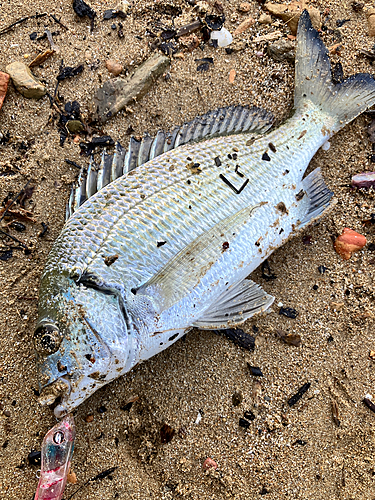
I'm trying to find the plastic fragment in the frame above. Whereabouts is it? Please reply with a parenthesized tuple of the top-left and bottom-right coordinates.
(210, 27, 233, 47)
(203, 457, 218, 470)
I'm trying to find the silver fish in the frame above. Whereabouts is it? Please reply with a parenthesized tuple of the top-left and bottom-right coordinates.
(35, 11, 375, 417)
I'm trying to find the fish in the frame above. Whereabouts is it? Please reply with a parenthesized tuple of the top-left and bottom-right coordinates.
(34, 11, 375, 418)
(34, 415, 75, 500)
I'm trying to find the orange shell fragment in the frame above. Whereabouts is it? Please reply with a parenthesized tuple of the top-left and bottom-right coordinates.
(334, 228, 367, 260)
(0, 71, 10, 112)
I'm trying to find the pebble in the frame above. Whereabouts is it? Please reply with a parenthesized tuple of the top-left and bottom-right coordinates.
(258, 13, 272, 24)
(5, 61, 46, 99)
(264, 2, 321, 35)
(234, 17, 255, 36)
(3, 410, 10, 417)
(105, 59, 124, 76)
(67, 120, 84, 133)
(203, 457, 218, 470)
(93, 53, 170, 122)
(84, 414, 94, 422)
(351, 171, 375, 189)
(0, 71, 10, 112)
(238, 2, 251, 12)
(367, 8, 375, 36)
(210, 28, 233, 48)
(267, 39, 295, 63)
(334, 228, 367, 260)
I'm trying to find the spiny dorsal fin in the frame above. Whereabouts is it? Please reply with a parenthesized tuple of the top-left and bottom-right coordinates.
(66, 105, 274, 219)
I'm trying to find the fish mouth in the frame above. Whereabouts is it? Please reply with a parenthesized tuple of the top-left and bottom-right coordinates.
(38, 375, 71, 409)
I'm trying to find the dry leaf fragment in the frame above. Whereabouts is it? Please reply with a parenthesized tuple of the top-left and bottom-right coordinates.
(29, 49, 55, 68)
(234, 17, 255, 35)
(276, 330, 301, 347)
(229, 68, 236, 83)
(67, 471, 77, 484)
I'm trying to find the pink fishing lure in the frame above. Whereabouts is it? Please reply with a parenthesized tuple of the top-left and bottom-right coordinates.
(34, 414, 75, 500)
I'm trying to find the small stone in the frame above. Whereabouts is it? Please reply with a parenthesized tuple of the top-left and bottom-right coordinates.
(203, 457, 218, 470)
(367, 8, 375, 36)
(229, 68, 236, 84)
(94, 53, 170, 123)
(238, 2, 251, 12)
(0, 71, 10, 112)
(5, 61, 46, 99)
(232, 391, 243, 406)
(334, 228, 367, 260)
(352, 171, 375, 189)
(67, 471, 77, 484)
(3, 410, 10, 417)
(66, 120, 84, 133)
(267, 39, 295, 63)
(258, 13, 272, 24)
(234, 17, 255, 36)
(105, 59, 124, 76)
(85, 414, 94, 422)
(264, 2, 321, 35)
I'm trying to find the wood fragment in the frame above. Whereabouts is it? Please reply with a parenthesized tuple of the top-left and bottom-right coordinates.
(331, 400, 340, 426)
(29, 49, 55, 68)
(253, 31, 282, 42)
(234, 17, 255, 36)
(229, 68, 236, 84)
(363, 397, 375, 413)
(276, 330, 301, 347)
(0, 12, 47, 36)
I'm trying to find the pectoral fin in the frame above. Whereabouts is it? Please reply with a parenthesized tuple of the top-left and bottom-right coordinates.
(134, 204, 263, 311)
(193, 279, 274, 329)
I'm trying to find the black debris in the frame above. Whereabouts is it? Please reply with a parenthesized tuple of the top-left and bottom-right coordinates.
(318, 265, 328, 274)
(104, 9, 116, 20)
(279, 307, 298, 319)
(29, 31, 38, 40)
(261, 259, 276, 281)
(73, 0, 96, 20)
(293, 439, 307, 445)
(244, 410, 255, 421)
(327, 335, 334, 342)
(120, 401, 134, 412)
(57, 64, 84, 81)
(262, 152, 271, 161)
(0, 12, 47, 36)
(80, 135, 115, 156)
(28, 450, 41, 467)
(247, 364, 263, 377)
(195, 57, 214, 72)
(65, 159, 82, 169)
(351, 1, 364, 11)
(214, 156, 222, 167)
(368, 243, 375, 251)
(232, 392, 243, 406)
(91, 466, 118, 481)
(288, 382, 311, 407)
(38, 222, 49, 238)
(295, 189, 305, 201)
(218, 328, 255, 351)
(160, 423, 175, 443)
(239, 417, 250, 429)
(9, 221, 26, 232)
(205, 14, 225, 31)
(332, 62, 344, 84)
(363, 397, 375, 413)
(97, 405, 107, 413)
(312, 284, 318, 290)
(0, 249, 13, 261)
(159, 41, 177, 55)
(157, 241, 166, 247)
(268, 142, 277, 153)
(260, 487, 269, 495)
(336, 19, 350, 27)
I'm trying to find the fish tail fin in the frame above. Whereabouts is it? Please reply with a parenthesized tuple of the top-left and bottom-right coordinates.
(295, 10, 375, 132)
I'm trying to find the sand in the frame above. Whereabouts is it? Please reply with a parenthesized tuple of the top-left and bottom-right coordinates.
(0, 0, 375, 499)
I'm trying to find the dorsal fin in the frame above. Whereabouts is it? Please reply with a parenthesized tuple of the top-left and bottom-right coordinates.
(66, 105, 274, 219)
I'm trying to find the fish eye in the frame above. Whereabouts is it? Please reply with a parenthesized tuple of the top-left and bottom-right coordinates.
(33, 323, 62, 355)
(53, 431, 65, 444)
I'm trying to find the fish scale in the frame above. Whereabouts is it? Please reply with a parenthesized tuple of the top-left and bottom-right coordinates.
(35, 11, 375, 417)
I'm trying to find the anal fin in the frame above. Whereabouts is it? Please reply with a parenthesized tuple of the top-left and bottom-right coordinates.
(193, 279, 274, 329)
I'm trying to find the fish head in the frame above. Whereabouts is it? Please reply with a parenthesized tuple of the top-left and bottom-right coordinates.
(35, 272, 133, 417)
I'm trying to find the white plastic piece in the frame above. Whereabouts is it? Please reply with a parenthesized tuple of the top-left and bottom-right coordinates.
(321, 140, 330, 151)
(210, 28, 233, 48)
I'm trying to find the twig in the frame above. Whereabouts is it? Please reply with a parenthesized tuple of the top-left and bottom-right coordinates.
(49, 14, 69, 30)
(0, 13, 47, 36)
(65, 467, 118, 500)
(0, 229, 28, 250)
(0, 180, 30, 223)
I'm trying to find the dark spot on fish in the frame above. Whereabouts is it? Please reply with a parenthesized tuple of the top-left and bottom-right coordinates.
(214, 156, 222, 166)
(169, 333, 179, 342)
(228, 153, 232, 159)
(57, 361, 67, 372)
(262, 152, 271, 161)
(131, 288, 137, 295)
(187, 157, 192, 161)
(268, 142, 277, 153)
(279, 228, 284, 234)
(276, 202, 288, 214)
(296, 189, 305, 201)
(222, 241, 229, 251)
(298, 130, 307, 140)
(283, 169, 290, 175)
(157, 241, 166, 247)
(187, 180, 191, 184)
(89, 372, 107, 380)
(104, 254, 119, 267)
(232, 153, 238, 160)
(98, 406, 107, 413)
(255, 240, 261, 247)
